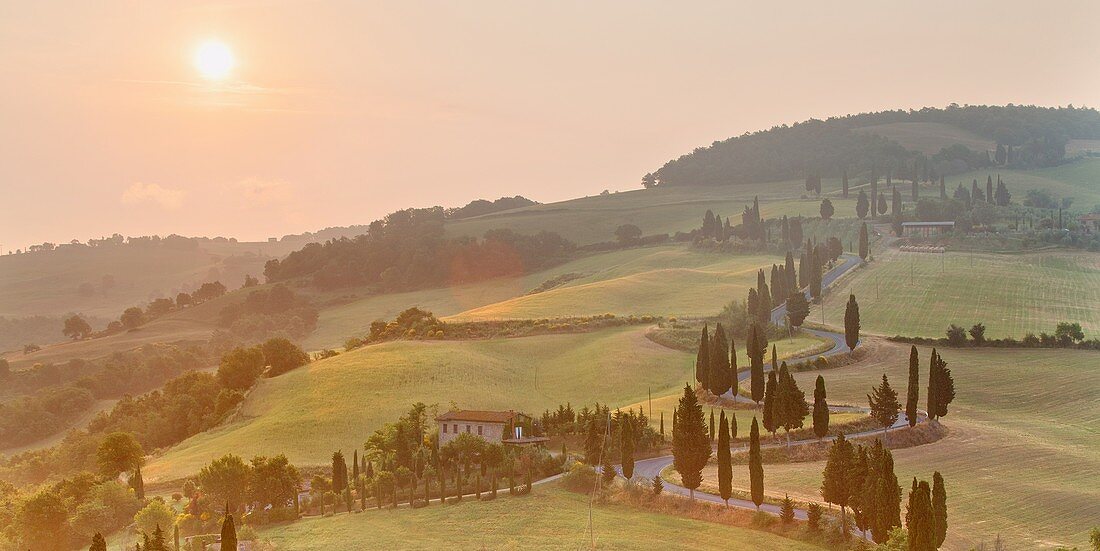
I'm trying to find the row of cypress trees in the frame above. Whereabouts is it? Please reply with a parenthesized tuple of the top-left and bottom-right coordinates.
(822, 435, 911, 543)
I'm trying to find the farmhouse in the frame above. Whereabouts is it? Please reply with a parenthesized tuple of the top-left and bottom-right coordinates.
(436, 409, 549, 447)
(902, 221, 955, 238)
(1078, 213, 1100, 233)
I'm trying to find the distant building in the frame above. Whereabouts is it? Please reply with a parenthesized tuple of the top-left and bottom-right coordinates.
(436, 409, 548, 447)
(902, 221, 955, 238)
(1078, 213, 1100, 233)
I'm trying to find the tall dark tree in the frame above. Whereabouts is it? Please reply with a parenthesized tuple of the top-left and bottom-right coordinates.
(672, 384, 711, 500)
(856, 190, 869, 219)
(784, 251, 796, 290)
(748, 323, 766, 405)
(850, 445, 870, 538)
(821, 433, 854, 535)
(926, 349, 956, 421)
(729, 404, 738, 440)
(868, 374, 901, 438)
(906, 480, 934, 551)
(219, 508, 237, 551)
(870, 180, 879, 220)
(695, 324, 710, 390)
(332, 450, 348, 494)
(621, 416, 635, 479)
(709, 409, 716, 442)
(130, 465, 145, 500)
(877, 191, 888, 216)
(842, 168, 849, 198)
(748, 416, 764, 509)
(873, 446, 902, 542)
(858, 223, 869, 260)
(777, 363, 808, 447)
(786, 290, 810, 329)
(812, 375, 829, 439)
(891, 186, 902, 215)
(709, 324, 732, 396)
(906, 346, 920, 427)
(583, 416, 602, 465)
(717, 412, 732, 506)
(844, 294, 860, 351)
(939, 175, 946, 199)
(931, 471, 948, 548)
(808, 249, 822, 302)
(762, 371, 778, 436)
(352, 449, 360, 483)
(986, 175, 994, 203)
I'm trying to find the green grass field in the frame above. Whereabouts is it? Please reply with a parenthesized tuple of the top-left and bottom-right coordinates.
(946, 157, 1100, 209)
(697, 344, 1099, 550)
(448, 248, 787, 322)
(145, 326, 694, 482)
(819, 249, 1100, 339)
(255, 484, 821, 550)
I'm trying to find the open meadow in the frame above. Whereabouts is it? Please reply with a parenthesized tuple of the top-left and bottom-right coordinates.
(820, 248, 1100, 339)
(694, 342, 1099, 550)
(256, 484, 824, 550)
(144, 326, 694, 482)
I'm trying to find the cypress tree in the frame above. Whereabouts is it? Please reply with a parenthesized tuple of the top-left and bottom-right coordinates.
(762, 371, 778, 436)
(986, 175, 994, 203)
(931, 471, 948, 548)
(870, 180, 878, 220)
(926, 348, 955, 420)
(809, 250, 822, 301)
(868, 374, 901, 438)
(717, 412, 732, 506)
(812, 375, 829, 439)
(659, 412, 664, 437)
(757, 281, 772, 324)
(332, 450, 348, 494)
(858, 222, 869, 260)
(877, 448, 902, 543)
(778, 362, 808, 448)
(844, 294, 860, 350)
(748, 417, 764, 509)
(621, 417, 635, 479)
(219, 507, 237, 551)
(939, 175, 946, 199)
(906, 346, 919, 427)
(131, 465, 144, 500)
(709, 324, 731, 396)
(906, 480, 934, 551)
(770, 264, 784, 308)
(842, 168, 849, 198)
(892, 186, 902, 215)
(857, 189, 870, 219)
(672, 384, 711, 500)
(748, 323, 766, 405)
(877, 191, 887, 215)
(709, 409, 716, 442)
(352, 450, 359, 483)
(784, 251, 797, 289)
(849, 445, 869, 538)
(729, 407, 738, 439)
(729, 337, 738, 382)
(821, 433, 854, 534)
(695, 324, 710, 390)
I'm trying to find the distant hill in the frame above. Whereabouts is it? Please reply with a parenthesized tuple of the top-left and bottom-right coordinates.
(651, 105, 1100, 187)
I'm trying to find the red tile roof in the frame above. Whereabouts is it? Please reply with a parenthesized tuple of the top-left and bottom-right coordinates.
(436, 410, 527, 423)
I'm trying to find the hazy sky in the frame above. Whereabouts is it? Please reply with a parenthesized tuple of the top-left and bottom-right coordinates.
(3, 0, 1099, 250)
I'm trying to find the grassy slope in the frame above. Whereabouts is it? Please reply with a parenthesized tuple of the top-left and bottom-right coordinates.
(256, 485, 821, 550)
(819, 248, 1100, 338)
(145, 326, 693, 482)
(855, 122, 993, 155)
(950, 158, 1100, 208)
(444, 179, 857, 246)
(448, 249, 786, 322)
(705, 344, 1099, 550)
(303, 246, 712, 349)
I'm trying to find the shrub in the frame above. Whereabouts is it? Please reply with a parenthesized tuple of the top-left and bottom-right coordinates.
(752, 510, 776, 528)
(946, 324, 968, 346)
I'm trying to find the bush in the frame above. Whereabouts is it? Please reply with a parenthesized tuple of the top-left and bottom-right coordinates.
(561, 463, 597, 492)
(946, 324, 968, 346)
(752, 510, 776, 528)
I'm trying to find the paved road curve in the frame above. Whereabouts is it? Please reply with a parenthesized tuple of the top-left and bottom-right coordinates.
(628, 251, 913, 538)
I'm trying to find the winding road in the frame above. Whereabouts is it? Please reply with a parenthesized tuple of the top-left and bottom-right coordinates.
(628, 252, 920, 533)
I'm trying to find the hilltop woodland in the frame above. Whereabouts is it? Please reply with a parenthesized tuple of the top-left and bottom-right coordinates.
(648, 105, 1100, 187)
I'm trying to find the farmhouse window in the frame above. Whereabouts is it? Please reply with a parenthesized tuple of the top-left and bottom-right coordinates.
(477, 425, 483, 436)
(466, 424, 471, 433)
(453, 424, 458, 433)
(442, 425, 447, 434)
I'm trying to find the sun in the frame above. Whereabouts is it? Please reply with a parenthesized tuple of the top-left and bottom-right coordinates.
(194, 40, 235, 80)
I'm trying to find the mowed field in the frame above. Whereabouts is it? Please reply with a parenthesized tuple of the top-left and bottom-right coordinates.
(952, 157, 1100, 208)
(145, 326, 693, 482)
(820, 249, 1100, 339)
(257, 484, 822, 550)
(448, 248, 787, 322)
(699, 343, 1100, 550)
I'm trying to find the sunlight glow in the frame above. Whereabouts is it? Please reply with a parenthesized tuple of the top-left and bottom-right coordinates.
(194, 40, 235, 80)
